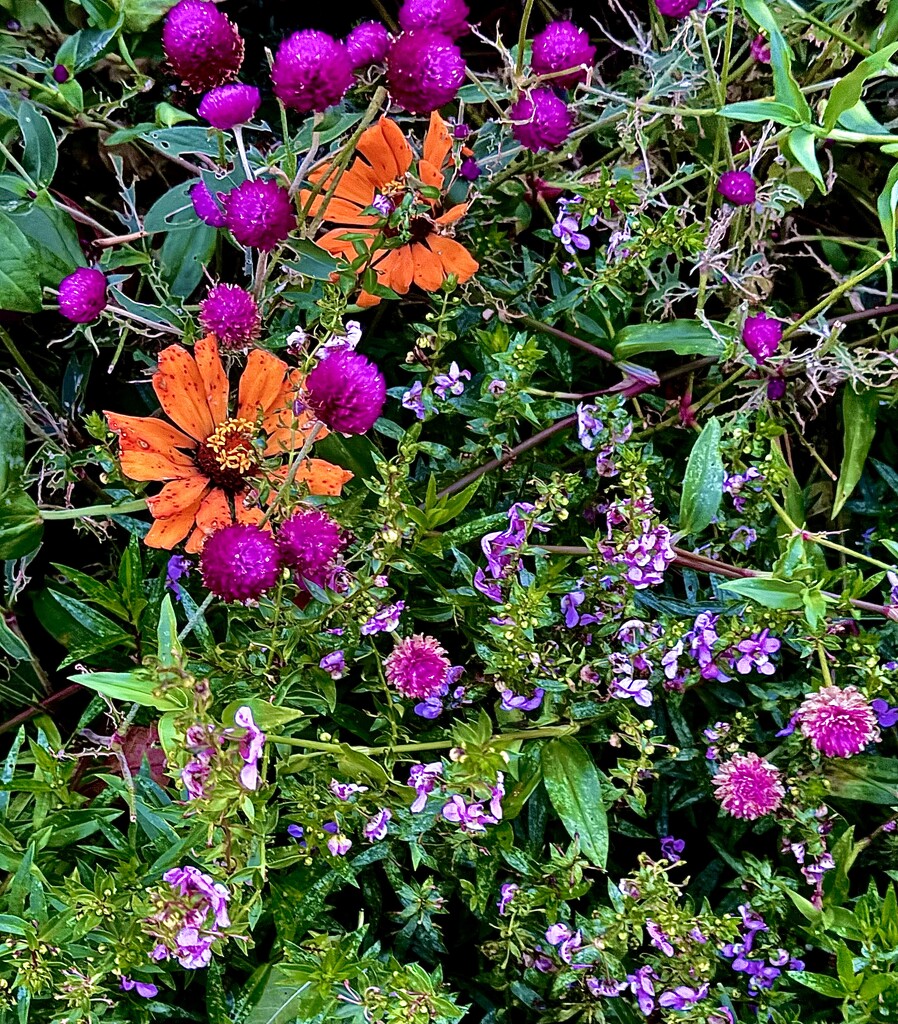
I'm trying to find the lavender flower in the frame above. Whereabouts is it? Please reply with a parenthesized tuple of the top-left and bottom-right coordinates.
(732, 629, 781, 675)
(646, 919, 674, 956)
(659, 985, 709, 1009)
(402, 380, 427, 419)
(234, 705, 264, 790)
(500, 687, 545, 711)
(627, 966, 658, 1016)
(434, 362, 471, 399)
(441, 794, 498, 833)
(364, 808, 392, 841)
(409, 761, 443, 812)
(660, 835, 685, 861)
(330, 778, 369, 801)
(165, 554, 191, 601)
(361, 600, 405, 635)
(327, 835, 352, 856)
(319, 650, 346, 679)
(120, 977, 158, 998)
(497, 883, 518, 915)
(872, 698, 898, 727)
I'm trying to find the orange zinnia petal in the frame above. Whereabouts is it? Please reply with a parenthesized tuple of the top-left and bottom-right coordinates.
(296, 458, 354, 496)
(194, 334, 228, 426)
(302, 195, 375, 226)
(423, 112, 452, 172)
(357, 119, 412, 184)
(237, 349, 289, 421)
(426, 235, 479, 283)
(120, 450, 198, 482)
(411, 241, 445, 292)
(235, 501, 265, 527)
(435, 203, 468, 226)
(375, 246, 414, 294)
(145, 505, 200, 550)
(418, 159, 444, 192)
(146, 475, 209, 520)
(317, 227, 378, 260)
(193, 487, 235, 539)
(356, 290, 381, 308)
(106, 412, 194, 454)
(153, 346, 216, 442)
(379, 117, 414, 176)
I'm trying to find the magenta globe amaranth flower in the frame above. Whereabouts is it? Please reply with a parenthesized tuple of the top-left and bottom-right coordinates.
(198, 83, 260, 130)
(385, 634, 451, 699)
(345, 21, 391, 68)
(52, 64, 70, 83)
(199, 283, 260, 350)
(398, 0, 469, 38)
(798, 685, 880, 757)
(751, 34, 772, 62)
(509, 88, 573, 152)
(712, 753, 784, 820)
(531, 21, 596, 88)
(200, 524, 280, 602)
(189, 180, 226, 227)
(386, 30, 466, 114)
(305, 348, 386, 435)
(655, 0, 700, 16)
(58, 267, 107, 323)
(162, 0, 244, 92)
(271, 30, 354, 113)
(223, 178, 295, 251)
(717, 170, 757, 206)
(277, 508, 346, 586)
(742, 312, 783, 363)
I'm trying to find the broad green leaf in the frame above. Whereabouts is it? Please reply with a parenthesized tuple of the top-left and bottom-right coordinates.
(742, 0, 811, 120)
(878, 162, 898, 253)
(16, 101, 56, 188)
(54, 27, 117, 73)
(67, 670, 188, 711)
(0, 384, 25, 496)
(837, 100, 892, 135)
(0, 213, 42, 312)
(787, 971, 848, 998)
(222, 699, 304, 732)
(34, 588, 131, 662)
(826, 755, 898, 803)
(541, 737, 608, 868)
(0, 619, 29, 662)
(823, 44, 898, 130)
(718, 576, 806, 609)
(0, 489, 43, 559)
(119, 0, 179, 32)
(679, 417, 724, 535)
(6, 192, 84, 287)
(718, 100, 802, 125)
(144, 180, 201, 234)
(283, 239, 341, 280)
(833, 387, 878, 516)
(612, 319, 733, 360)
(242, 972, 311, 1024)
(156, 594, 181, 667)
(785, 127, 825, 191)
(160, 220, 216, 298)
(878, 0, 898, 47)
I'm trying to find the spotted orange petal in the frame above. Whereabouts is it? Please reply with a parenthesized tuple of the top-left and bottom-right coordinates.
(153, 346, 216, 442)
(120, 450, 198, 482)
(146, 504, 201, 550)
(418, 159, 444, 192)
(194, 333, 228, 426)
(237, 349, 289, 422)
(435, 203, 468, 226)
(106, 412, 194, 454)
(426, 235, 479, 282)
(295, 458, 354, 496)
(145, 475, 209, 549)
(193, 487, 235, 538)
(423, 112, 452, 172)
(302, 195, 376, 226)
(374, 245, 414, 294)
(357, 119, 412, 184)
(411, 241, 445, 292)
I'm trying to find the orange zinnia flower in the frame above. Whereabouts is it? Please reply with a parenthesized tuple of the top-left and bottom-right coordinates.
(106, 334, 352, 552)
(303, 112, 478, 306)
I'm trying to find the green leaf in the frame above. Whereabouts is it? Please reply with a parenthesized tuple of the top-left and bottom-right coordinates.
(282, 239, 341, 280)
(718, 576, 806, 609)
(0, 384, 25, 496)
(679, 417, 724, 535)
(837, 100, 892, 135)
(785, 127, 825, 192)
(718, 100, 802, 125)
(836, 942, 859, 991)
(242, 971, 311, 1024)
(6, 192, 84, 287)
(878, 0, 898, 47)
(221, 699, 304, 731)
(54, 28, 117, 73)
(67, 670, 188, 711)
(0, 213, 42, 312)
(119, 0, 179, 32)
(160, 220, 217, 299)
(833, 387, 878, 516)
(0, 489, 43, 559)
(823, 44, 898, 130)
(787, 971, 848, 998)
(827, 755, 898, 803)
(16, 102, 56, 188)
(541, 737, 609, 868)
(742, 0, 811, 121)
(143, 180, 201, 234)
(878, 162, 898, 253)
(612, 319, 733, 360)
(156, 594, 181, 667)
(34, 589, 130, 662)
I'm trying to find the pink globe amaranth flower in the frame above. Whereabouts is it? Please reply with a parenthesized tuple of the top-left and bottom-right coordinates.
(271, 30, 354, 114)
(305, 347, 386, 435)
(162, 0, 244, 92)
(345, 21, 391, 68)
(200, 524, 280, 602)
(531, 21, 596, 88)
(751, 34, 772, 62)
(386, 30, 466, 114)
(58, 267, 107, 323)
(742, 312, 783, 363)
(189, 180, 226, 227)
(277, 508, 346, 587)
(223, 178, 296, 251)
(385, 634, 451, 698)
(199, 283, 260, 350)
(798, 685, 880, 758)
(398, 0, 469, 39)
(655, 0, 700, 16)
(198, 82, 260, 130)
(717, 170, 757, 206)
(509, 88, 573, 152)
(712, 753, 785, 820)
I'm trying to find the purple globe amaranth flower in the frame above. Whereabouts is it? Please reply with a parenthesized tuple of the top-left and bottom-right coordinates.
(751, 34, 772, 62)
(717, 170, 757, 206)
(798, 685, 880, 757)
(200, 524, 280, 602)
(198, 82, 260, 130)
(459, 156, 480, 180)
(509, 89, 573, 152)
(52, 64, 70, 83)
(345, 21, 391, 68)
(305, 347, 386, 435)
(743, 312, 783, 363)
(386, 30, 466, 114)
(277, 508, 346, 586)
(398, 0, 469, 38)
(199, 283, 260, 350)
(712, 753, 785, 820)
(767, 375, 787, 400)
(385, 634, 452, 699)
(223, 178, 295, 251)
(162, 0, 244, 92)
(655, 0, 700, 16)
(58, 267, 107, 323)
(271, 30, 354, 114)
(531, 21, 596, 88)
(189, 180, 226, 227)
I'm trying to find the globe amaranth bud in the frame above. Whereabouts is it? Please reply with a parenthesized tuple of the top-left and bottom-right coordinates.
(198, 83, 260, 130)
(345, 21, 391, 68)
(277, 508, 346, 587)
(162, 0, 244, 92)
(223, 178, 296, 251)
(398, 0, 469, 39)
(717, 170, 756, 206)
(742, 312, 783, 363)
(386, 30, 466, 114)
(305, 347, 386, 435)
(655, 0, 700, 16)
(52, 64, 70, 83)
(58, 267, 107, 323)
(271, 30, 354, 113)
(750, 34, 771, 63)
(509, 88, 573, 152)
(189, 180, 226, 227)
(531, 21, 596, 88)
(199, 284, 260, 350)
(200, 524, 281, 602)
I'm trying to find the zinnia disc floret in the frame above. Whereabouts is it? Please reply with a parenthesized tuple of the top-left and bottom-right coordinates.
(385, 634, 451, 698)
(58, 267, 107, 323)
(305, 348, 386, 435)
(199, 284, 260, 350)
(271, 29, 354, 113)
(162, 0, 244, 92)
(277, 508, 346, 587)
(798, 685, 880, 758)
(200, 524, 281, 602)
(712, 753, 785, 820)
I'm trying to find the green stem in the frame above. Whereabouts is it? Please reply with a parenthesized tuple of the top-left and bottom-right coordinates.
(259, 421, 324, 526)
(516, 0, 537, 78)
(774, 0, 870, 56)
(782, 254, 892, 339)
(41, 498, 148, 521)
(0, 326, 60, 408)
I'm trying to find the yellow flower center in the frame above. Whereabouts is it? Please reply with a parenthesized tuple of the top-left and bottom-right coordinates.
(196, 418, 260, 492)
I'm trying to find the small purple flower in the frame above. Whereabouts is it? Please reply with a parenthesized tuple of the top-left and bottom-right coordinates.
(729, 525, 757, 551)
(497, 882, 518, 915)
(627, 966, 658, 1016)
(660, 835, 685, 861)
(434, 361, 471, 399)
(327, 835, 352, 856)
(233, 705, 264, 790)
(751, 34, 771, 62)
(560, 588, 599, 629)
(501, 687, 545, 711)
(587, 977, 627, 997)
(120, 977, 158, 998)
(577, 403, 603, 450)
(743, 312, 783, 363)
(364, 808, 392, 841)
(488, 379, 506, 396)
(552, 213, 590, 255)
(361, 600, 406, 635)
(319, 650, 346, 679)
(345, 21, 391, 68)
(372, 192, 394, 217)
(659, 985, 709, 1009)
(409, 761, 443, 812)
(165, 555, 191, 601)
(718, 170, 757, 206)
(402, 380, 427, 419)
(441, 794, 498, 833)
(459, 157, 480, 181)
(287, 824, 306, 843)
(52, 64, 70, 83)
(732, 628, 781, 675)
(58, 267, 107, 324)
(646, 919, 674, 956)
(872, 698, 898, 727)
(198, 83, 260, 130)
(330, 778, 368, 800)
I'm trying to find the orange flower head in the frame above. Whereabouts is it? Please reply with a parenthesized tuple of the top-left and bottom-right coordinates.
(106, 334, 353, 552)
(302, 112, 478, 306)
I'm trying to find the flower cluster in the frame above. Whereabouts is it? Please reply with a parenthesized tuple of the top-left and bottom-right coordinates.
(145, 866, 231, 969)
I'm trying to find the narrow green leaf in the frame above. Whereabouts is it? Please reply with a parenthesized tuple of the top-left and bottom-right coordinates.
(0, 384, 25, 496)
(0, 213, 42, 312)
(823, 43, 898, 130)
(613, 319, 734, 360)
(718, 576, 806, 609)
(0, 489, 43, 559)
(156, 594, 181, 667)
(718, 100, 801, 125)
(742, 0, 811, 120)
(878, 162, 898, 253)
(16, 101, 57, 188)
(786, 127, 826, 191)
(679, 417, 724, 535)
(833, 387, 878, 517)
(541, 737, 609, 868)
(787, 971, 848, 998)
(67, 670, 188, 711)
